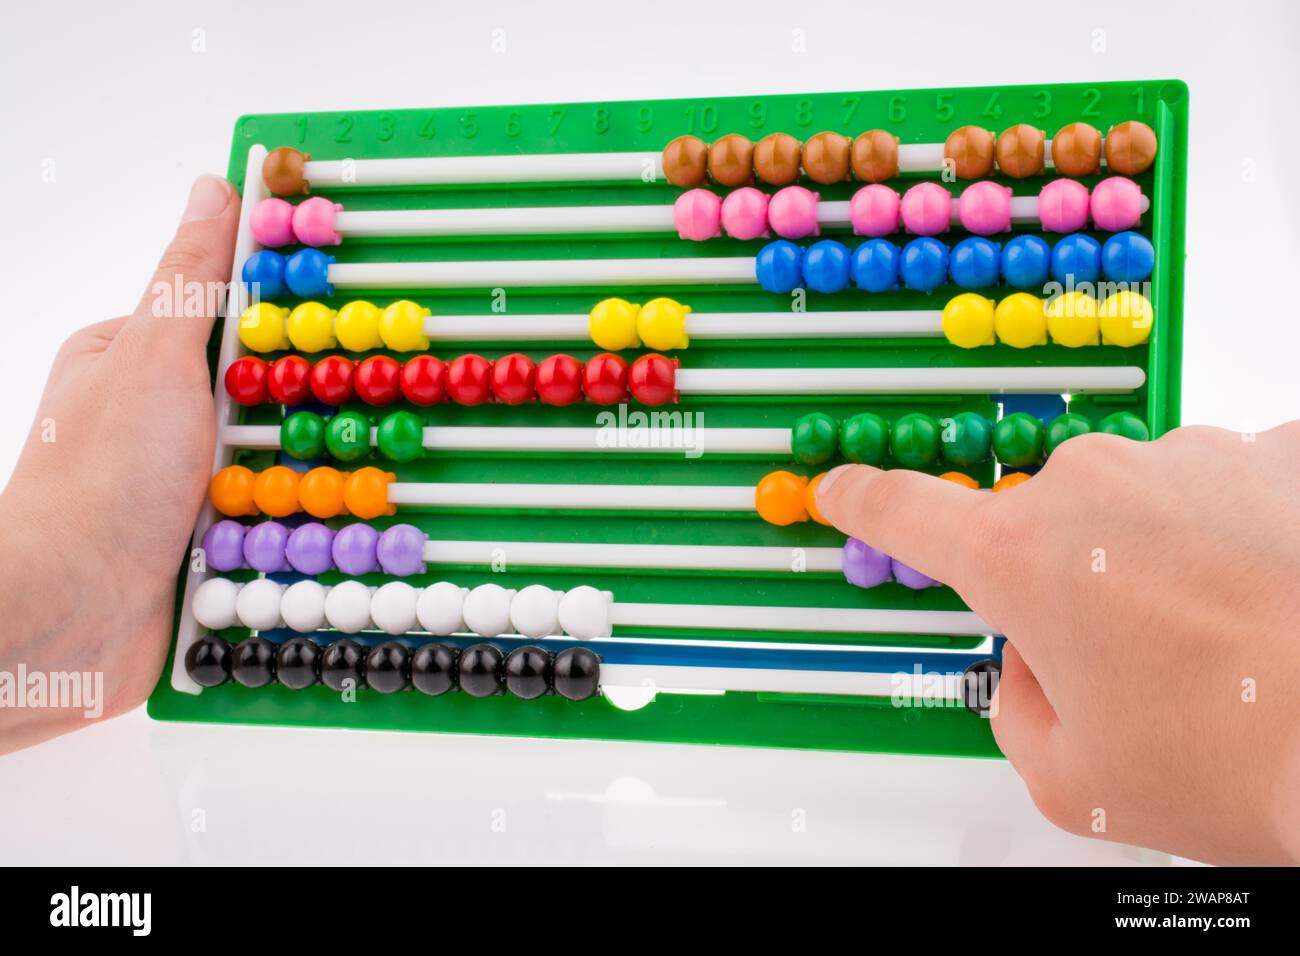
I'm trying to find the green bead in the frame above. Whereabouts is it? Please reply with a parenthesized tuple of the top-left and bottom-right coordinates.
(376, 411, 425, 463)
(992, 413, 1045, 467)
(890, 413, 940, 469)
(940, 411, 993, 466)
(280, 411, 325, 461)
(1099, 411, 1150, 442)
(325, 409, 373, 462)
(838, 412, 889, 466)
(1045, 413, 1092, 456)
(790, 412, 839, 466)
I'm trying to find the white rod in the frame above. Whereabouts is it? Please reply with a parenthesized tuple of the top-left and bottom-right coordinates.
(423, 540, 844, 572)
(676, 365, 1145, 395)
(599, 664, 964, 700)
(327, 257, 756, 289)
(389, 482, 755, 511)
(609, 602, 990, 636)
(304, 152, 664, 188)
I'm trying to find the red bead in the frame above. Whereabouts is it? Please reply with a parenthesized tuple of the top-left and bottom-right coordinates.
(310, 355, 355, 405)
(267, 355, 312, 406)
(400, 356, 446, 406)
(446, 354, 493, 406)
(535, 354, 584, 406)
(224, 356, 268, 405)
(354, 355, 402, 406)
(581, 353, 629, 405)
(629, 354, 679, 407)
(490, 353, 537, 405)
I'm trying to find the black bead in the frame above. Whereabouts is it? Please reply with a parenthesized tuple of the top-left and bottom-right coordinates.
(458, 643, 504, 698)
(365, 641, 410, 694)
(320, 639, 365, 692)
(504, 645, 551, 700)
(411, 643, 456, 697)
(275, 638, 320, 690)
(185, 635, 231, 687)
(229, 636, 277, 688)
(552, 647, 600, 701)
(962, 659, 1001, 716)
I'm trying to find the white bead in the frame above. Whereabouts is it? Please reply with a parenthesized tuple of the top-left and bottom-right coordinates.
(371, 581, 419, 635)
(280, 580, 327, 633)
(325, 580, 373, 633)
(462, 583, 515, 637)
(235, 578, 284, 631)
(557, 586, 613, 640)
(417, 582, 467, 636)
(193, 577, 240, 630)
(510, 584, 561, 639)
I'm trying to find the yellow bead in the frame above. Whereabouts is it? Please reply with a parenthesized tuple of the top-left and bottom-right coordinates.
(588, 298, 641, 351)
(380, 300, 431, 352)
(335, 300, 383, 351)
(941, 293, 996, 348)
(1046, 292, 1100, 348)
(994, 293, 1048, 348)
(238, 303, 290, 352)
(638, 297, 691, 351)
(286, 302, 338, 353)
(1099, 291, 1153, 347)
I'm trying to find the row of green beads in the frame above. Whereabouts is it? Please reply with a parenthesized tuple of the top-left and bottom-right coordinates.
(790, 409, 1149, 470)
(280, 409, 425, 463)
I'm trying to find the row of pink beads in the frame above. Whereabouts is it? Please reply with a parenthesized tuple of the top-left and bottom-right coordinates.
(251, 196, 343, 248)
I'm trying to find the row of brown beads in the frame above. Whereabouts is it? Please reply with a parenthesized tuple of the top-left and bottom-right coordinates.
(947, 120, 1156, 178)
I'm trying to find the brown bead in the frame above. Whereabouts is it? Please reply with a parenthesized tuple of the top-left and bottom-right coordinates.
(943, 126, 996, 179)
(1104, 121, 1158, 176)
(663, 135, 708, 187)
(851, 130, 899, 182)
(1051, 122, 1103, 177)
(707, 134, 754, 187)
(263, 146, 311, 195)
(753, 132, 803, 185)
(802, 131, 851, 184)
(996, 124, 1046, 179)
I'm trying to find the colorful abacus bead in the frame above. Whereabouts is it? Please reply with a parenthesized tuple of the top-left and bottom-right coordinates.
(268, 356, 312, 405)
(628, 354, 678, 406)
(400, 356, 446, 406)
(536, 354, 584, 406)
(754, 471, 809, 526)
(355, 356, 402, 406)
(490, 354, 537, 405)
(225, 357, 269, 406)
(446, 354, 493, 405)
(674, 189, 722, 241)
(581, 353, 629, 405)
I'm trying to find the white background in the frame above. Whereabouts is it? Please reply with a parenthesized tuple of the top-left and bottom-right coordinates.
(0, 0, 1295, 864)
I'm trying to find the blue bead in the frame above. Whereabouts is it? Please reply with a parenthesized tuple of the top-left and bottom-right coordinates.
(755, 240, 805, 293)
(949, 237, 1001, 290)
(851, 239, 901, 293)
(801, 240, 852, 293)
(284, 249, 336, 298)
(1051, 234, 1102, 286)
(900, 237, 948, 293)
(1001, 235, 1051, 290)
(242, 250, 287, 301)
(1101, 231, 1155, 283)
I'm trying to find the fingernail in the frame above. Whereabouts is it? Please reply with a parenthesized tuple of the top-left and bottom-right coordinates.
(815, 463, 856, 500)
(182, 175, 231, 223)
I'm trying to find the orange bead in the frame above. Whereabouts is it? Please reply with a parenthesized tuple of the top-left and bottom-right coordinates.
(252, 465, 302, 517)
(805, 473, 831, 525)
(992, 472, 1031, 493)
(939, 471, 980, 490)
(754, 470, 809, 526)
(344, 466, 395, 519)
(299, 466, 347, 519)
(210, 465, 258, 516)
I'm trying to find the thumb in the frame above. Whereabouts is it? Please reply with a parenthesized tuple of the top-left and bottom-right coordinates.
(129, 175, 241, 346)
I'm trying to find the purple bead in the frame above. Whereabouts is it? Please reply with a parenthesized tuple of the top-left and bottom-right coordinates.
(243, 521, 291, 573)
(202, 520, 247, 572)
(285, 522, 335, 575)
(891, 557, 940, 590)
(842, 537, 892, 589)
(376, 524, 428, 576)
(332, 523, 380, 576)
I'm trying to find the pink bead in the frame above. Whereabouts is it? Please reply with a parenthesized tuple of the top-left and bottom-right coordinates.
(720, 187, 770, 240)
(767, 186, 820, 239)
(673, 189, 722, 241)
(291, 196, 343, 246)
(956, 181, 1012, 235)
(899, 182, 952, 235)
(250, 198, 296, 248)
(1089, 177, 1144, 232)
(848, 184, 901, 237)
(1037, 179, 1091, 233)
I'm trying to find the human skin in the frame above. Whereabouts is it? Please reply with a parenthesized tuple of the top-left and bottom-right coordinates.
(816, 429, 1300, 865)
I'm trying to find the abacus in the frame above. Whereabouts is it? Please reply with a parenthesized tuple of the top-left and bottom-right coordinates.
(149, 82, 1186, 757)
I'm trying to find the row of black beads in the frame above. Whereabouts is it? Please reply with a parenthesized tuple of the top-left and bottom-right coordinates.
(185, 635, 601, 701)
